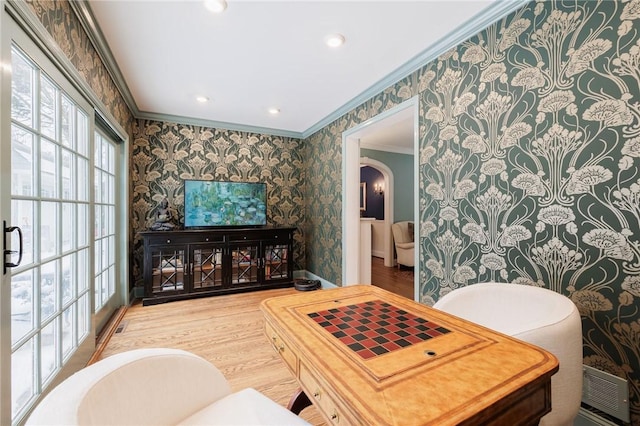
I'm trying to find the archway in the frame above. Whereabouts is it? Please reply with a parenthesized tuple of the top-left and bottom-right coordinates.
(359, 157, 394, 267)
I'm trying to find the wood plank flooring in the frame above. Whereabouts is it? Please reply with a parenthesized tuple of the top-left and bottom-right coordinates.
(98, 259, 413, 425)
(370, 256, 415, 299)
(99, 288, 325, 425)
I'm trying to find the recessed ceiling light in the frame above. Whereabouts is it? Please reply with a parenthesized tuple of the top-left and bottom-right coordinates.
(204, 0, 227, 14)
(325, 33, 345, 48)
(268, 108, 280, 115)
(196, 96, 210, 103)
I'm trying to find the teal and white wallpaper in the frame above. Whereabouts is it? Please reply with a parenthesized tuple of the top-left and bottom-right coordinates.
(130, 120, 306, 284)
(421, 2, 640, 422)
(28, 0, 640, 422)
(305, 0, 640, 422)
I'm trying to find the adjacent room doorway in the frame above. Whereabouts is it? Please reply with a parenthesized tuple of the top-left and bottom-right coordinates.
(341, 96, 419, 300)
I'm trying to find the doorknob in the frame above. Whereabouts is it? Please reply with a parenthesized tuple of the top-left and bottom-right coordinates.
(3, 220, 23, 275)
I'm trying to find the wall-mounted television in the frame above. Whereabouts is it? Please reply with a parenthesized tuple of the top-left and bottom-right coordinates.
(184, 180, 267, 228)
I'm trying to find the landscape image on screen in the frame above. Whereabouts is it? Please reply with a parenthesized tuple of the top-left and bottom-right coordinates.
(184, 180, 267, 228)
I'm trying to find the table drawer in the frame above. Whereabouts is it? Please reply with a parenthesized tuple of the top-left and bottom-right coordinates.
(265, 321, 297, 374)
(299, 362, 356, 425)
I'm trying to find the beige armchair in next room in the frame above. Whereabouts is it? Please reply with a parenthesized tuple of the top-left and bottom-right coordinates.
(391, 221, 414, 269)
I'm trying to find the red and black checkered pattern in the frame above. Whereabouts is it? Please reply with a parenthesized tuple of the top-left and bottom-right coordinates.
(308, 299, 450, 359)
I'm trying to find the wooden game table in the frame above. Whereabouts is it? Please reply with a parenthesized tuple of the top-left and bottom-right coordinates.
(261, 285, 558, 426)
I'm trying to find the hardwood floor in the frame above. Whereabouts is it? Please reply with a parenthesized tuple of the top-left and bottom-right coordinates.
(370, 256, 415, 299)
(99, 288, 325, 425)
(97, 260, 413, 425)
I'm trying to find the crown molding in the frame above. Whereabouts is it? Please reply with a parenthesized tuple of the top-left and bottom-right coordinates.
(301, 0, 529, 139)
(73, 0, 529, 141)
(136, 111, 303, 139)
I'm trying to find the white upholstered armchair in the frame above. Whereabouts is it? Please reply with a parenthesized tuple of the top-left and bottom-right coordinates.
(26, 348, 309, 426)
(433, 282, 583, 426)
(391, 221, 415, 268)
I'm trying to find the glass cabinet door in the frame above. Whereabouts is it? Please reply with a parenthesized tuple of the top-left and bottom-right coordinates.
(149, 247, 185, 295)
(229, 244, 259, 286)
(191, 246, 224, 291)
(264, 243, 290, 281)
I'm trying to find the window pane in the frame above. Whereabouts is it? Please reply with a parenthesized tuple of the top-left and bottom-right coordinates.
(77, 204, 88, 247)
(62, 253, 75, 305)
(40, 76, 57, 139)
(62, 304, 75, 360)
(102, 140, 109, 171)
(40, 201, 58, 259)
(40, 139, 57, 198)
(94, 169, 101, 204)
(77, 157, 88, 201)
(11, 269, 34, 345)
(94, 272, 102, 309)
(94, 237, 102, 273)
(97, 206, 104, 240)
(103, 205, 110, 238)
(108, 205, 115, 234)
(108, 143, 115, 173)
(77, 111, 88, 157)
(40, 318, 59, 384)
(101, 233, 108, 270)
(78, 248, 89, 293)
(108, 265, 116, 298)
(108, 175, 115, 204)
(100, 271, 108, 307)
(12, 339, 35, 418)
(102, 172, 109, 204)
(11, 48, 35, 128)
(41, 260, 58, 321)
(11, 125, 35, 197)
(61, 202, 75, 252)
(77, 293, 89, 342)
(61, 149, 74, 200)
(11, 199, 34, 266)
(108, 235, 115, 265)
(94, 136, 101, 168)
(61, 95, 73, 148)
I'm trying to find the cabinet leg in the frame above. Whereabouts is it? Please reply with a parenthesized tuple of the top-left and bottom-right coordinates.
(287, 387, 312, 414)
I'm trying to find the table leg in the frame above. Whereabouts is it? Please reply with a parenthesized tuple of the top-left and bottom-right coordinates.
(287, 387, 312, 414)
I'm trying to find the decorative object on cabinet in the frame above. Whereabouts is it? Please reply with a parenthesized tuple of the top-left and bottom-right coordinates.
(25, 348, 310, 425)
(150, 197, 177, 231)
(141, 227, 295, 305)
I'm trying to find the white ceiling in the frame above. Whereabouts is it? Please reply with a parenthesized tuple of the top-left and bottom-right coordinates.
(87, 0, 508, 145)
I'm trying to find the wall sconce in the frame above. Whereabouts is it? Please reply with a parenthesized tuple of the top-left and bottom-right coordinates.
(373, 182, 384, 195)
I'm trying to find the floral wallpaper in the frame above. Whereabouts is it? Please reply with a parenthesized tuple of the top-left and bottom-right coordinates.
(130, 120, 306, 285)
(420, 1, 640, 422)
(305, 0, 640, 423)
(24, 0, 640, 422)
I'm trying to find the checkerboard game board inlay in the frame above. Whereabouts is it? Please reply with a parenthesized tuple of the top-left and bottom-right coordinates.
(308, 299, 451, 359)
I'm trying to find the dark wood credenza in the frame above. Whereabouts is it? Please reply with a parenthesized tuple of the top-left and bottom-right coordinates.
(140, 227, 295, 305)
